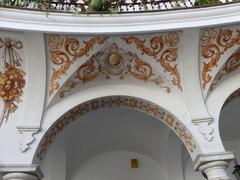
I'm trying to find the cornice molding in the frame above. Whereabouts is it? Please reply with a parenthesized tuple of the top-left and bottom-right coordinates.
(0, 3, 240, 34)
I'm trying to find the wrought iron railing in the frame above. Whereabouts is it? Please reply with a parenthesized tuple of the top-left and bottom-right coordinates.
(0, 0, 238, 13)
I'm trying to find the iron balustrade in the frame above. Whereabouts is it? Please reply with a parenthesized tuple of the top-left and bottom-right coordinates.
(0, 0, 238, 13)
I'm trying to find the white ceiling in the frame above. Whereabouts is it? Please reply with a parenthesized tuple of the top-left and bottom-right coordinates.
(64, 107, 180, 175)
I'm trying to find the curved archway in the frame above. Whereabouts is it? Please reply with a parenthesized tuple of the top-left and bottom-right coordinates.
(34, 96, 198, 162)
(206, 74, 240, 154)
(217, 88, 240, 179)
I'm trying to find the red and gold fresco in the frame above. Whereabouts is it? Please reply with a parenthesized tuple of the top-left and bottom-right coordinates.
(48, 35, 109, 96)
(121, 32, 182, 91)
(36, 96, 196, 160)
(48, 32, 182, 98)
(210, 48, 240, 90)
(59, 43, 171, 98)
(0, 38, 25, 127)
(200, 28, 240, 90)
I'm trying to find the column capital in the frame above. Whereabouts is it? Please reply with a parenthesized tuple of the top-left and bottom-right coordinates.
(3, 173, 38, 180)
(0, 164, 43, 179)
(199, 161, 231, 180)
(193, 151, 234, 170)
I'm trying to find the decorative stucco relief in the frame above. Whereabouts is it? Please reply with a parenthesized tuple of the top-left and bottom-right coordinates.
(59, 43, 171, 98)
(210, 48, 240, 91)
(200, 28, 240, 90)
(36, 96, 196, 160)
(121, 32, 182, 91)
(48, 35, 109, 96)
(0, 38, 25, 127)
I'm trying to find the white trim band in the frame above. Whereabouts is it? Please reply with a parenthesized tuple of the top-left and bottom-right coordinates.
(0, 3, 240, 34)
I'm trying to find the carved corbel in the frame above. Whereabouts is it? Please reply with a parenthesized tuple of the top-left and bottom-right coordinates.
(17, 128, 39, 152)
(192, 117, 214, 142)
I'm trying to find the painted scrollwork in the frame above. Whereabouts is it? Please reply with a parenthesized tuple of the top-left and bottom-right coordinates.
(48, 35, 109, 96)
(121, 32, 182, 91)
(59, 43, 171, 98)
(36, 96, 196, 160)
(159, 48, 182, 91)
(210, 48, 240, 90)
(121, 36, 164, 58)
(201, 28, 240, 89)
(0, 38, 25, 126)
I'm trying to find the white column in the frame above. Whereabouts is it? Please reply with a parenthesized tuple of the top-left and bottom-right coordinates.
(199, 161, 231, 180)
(3, 173, 38, 180)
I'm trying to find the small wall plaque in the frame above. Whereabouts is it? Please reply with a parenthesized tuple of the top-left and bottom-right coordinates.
(131, 159, 139, 168)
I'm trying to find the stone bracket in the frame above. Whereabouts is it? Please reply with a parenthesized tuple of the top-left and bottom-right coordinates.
(17, 128, 39, 153)
(193, 117, 214, 142)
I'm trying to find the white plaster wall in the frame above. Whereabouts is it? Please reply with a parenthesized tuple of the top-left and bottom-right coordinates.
(183, 155, 203, 180)
(69, 151, 168, 180)
(40, 131, 66, 180)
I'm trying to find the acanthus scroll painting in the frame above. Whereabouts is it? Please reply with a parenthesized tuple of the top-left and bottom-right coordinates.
(0, 37, 25, 127)
(47, 32, 182, 99)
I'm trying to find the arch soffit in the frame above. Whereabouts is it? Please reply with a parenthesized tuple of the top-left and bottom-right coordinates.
(34, 93, 199, 163)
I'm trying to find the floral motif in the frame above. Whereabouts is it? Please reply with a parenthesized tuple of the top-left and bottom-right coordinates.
(159, 48, 182, 91)
(48, 35, 109, 96)
(121, 32, 182, 91)
(165, 32, 180, 47)
(175, 122, 196, 152)
(0, 38, 25, 126)
(36, 96, 196, 160)
(201, 28, 240, 89)
(59, 43, 171, 98)
(121, 36, 164, 58)
(210, 48, 240, 90)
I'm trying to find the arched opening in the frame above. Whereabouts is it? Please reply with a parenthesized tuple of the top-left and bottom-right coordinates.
(219, 88, 240, 179)
(33, 96, 198, 180)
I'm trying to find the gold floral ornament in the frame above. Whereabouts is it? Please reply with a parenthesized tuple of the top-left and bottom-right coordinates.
(121, 32, 182, 91)
(201, 28, 240, 89)
(210, 48, 240, 91)
(0, 38, 25, 126)
(59, 43, 171, 98)
(48, 35, 109, 96)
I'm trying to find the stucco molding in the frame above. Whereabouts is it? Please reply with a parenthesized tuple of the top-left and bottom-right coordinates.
(17, 128, 39, 153)
(192, 117, 214, 142)
(0, 3, 240, 34)
(193, 151, 234, 170)
(0, 164, 43, 179)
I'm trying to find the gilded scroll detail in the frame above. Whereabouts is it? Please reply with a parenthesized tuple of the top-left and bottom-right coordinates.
(0, 38, 25, 126)
(59, 43, 171, 98)
(121, 32, 182, 91)
(48, 35, 109, 96)
(201, 29, 240, 89)
(210, 48, 240, 90)
(37, 96, 196, 160)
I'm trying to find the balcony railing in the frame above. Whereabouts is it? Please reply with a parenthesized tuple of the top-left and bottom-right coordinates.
(0, 0, 239, 13)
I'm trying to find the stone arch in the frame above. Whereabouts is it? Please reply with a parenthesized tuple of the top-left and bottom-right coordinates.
(207, 73, 240, 122)
(206, 74, 240, 152)
(33, 95, 199, 164)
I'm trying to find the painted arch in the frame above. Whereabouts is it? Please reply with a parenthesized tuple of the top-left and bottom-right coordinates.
(33, 93, 200, 163)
